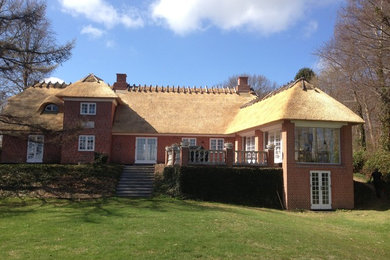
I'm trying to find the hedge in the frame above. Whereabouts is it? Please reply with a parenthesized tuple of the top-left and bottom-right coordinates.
(0, 164, 123, 198)
(162, 166, 283, 208)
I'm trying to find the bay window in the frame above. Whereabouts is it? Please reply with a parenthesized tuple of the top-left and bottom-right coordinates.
(295, 127, 340, 163)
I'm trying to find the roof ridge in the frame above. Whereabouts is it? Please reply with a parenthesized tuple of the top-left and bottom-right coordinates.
(32, 81, 69, 89)
(125, 84, 241, 94)
(240, 78, 306, 109)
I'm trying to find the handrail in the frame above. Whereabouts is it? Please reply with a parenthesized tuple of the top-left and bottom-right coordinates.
(234, 150, 268, 165)
(188, 149, 225, 165)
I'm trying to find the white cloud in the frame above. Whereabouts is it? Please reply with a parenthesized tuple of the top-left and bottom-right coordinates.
(304, 20, 318, 38)
(151, 0, 314, 35)
(59, 0, 144, 29)
(42, 77, 65, 84)
(81, 25, 105, 38)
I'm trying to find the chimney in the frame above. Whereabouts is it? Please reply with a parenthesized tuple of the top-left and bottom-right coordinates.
(113, 73, 128, 91)
(236, 76, 250, 93)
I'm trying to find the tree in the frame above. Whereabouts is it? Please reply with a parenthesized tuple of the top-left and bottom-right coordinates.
(0, 0, 74, 95)
(295, 67, 315, 81)
(316, 0, 390, 151)
(223, 74, 278, 98)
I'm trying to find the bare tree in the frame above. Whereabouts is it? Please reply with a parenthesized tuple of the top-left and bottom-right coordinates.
(223, 73, 278, 98)
(0, 0, 74, 95)
(316, 0, 390, 151)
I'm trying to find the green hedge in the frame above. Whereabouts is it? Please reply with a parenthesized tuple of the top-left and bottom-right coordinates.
(0, 164, 123, 197)
(162, 166, 283, 208)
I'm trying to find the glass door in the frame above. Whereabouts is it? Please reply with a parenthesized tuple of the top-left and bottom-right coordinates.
(26, 135, 44, 163)
(135, 137, 157, 164)
(310, 171, 332, 210)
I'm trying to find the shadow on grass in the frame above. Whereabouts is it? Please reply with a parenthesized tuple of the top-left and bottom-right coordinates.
(354, 181, 390, 211)
(0, 194, 283, 224)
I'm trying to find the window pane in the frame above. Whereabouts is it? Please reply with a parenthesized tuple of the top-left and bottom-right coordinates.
(295, 127, 340, 163)
(81, 104, 88, 114)
(89, 104, 96, 114)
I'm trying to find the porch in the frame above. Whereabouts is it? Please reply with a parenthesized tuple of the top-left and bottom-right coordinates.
(164, 142, 277, 167)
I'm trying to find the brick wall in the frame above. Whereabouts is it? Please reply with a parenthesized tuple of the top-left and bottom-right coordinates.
(282, 120, 354, 210)
(1, 134, 61, 163)
(111, 135, 235, 164)
(61, 100, 116, 164)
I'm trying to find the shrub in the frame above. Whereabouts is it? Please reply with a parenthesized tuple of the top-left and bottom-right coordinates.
(162, 166, 283, 208)
(0, 164, 123, 197)
(353, 150, 366, 173)
(363, 150, 390, 178)
(94, 152, 108, 164)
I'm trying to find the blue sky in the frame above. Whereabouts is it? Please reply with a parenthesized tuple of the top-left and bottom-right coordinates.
(45, 0, 343, 87)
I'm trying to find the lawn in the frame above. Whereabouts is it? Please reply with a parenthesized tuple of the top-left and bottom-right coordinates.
(0, 197, 389, 259)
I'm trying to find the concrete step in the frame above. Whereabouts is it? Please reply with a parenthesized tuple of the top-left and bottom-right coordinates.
(116, 165, 155, 198)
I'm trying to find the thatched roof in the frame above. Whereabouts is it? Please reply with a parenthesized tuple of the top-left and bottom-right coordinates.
(112, 87, 256, 134)
(225, 79, 365, 134)
(56, 74, 118, 99)
(0, 82, 68, 132)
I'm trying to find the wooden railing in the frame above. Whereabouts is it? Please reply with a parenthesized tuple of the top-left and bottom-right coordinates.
(234, 150, 268, 166)
(189, 149, 225, 165)
(165, 142, 275, 167)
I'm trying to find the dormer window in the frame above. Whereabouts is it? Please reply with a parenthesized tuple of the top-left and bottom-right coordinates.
(80, 103, 96, 115)
(43, 104, 59, 113)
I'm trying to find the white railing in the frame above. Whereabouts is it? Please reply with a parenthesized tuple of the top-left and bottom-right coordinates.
(189, 149, 225, 165)
(234, 151, 268, 165)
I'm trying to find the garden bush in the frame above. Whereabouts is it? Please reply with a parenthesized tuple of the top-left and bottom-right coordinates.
(353, 150, 366, 173)
(0, 164, 123, 198)
(162, 166, 283, 208)
(362, 150, 390, 184)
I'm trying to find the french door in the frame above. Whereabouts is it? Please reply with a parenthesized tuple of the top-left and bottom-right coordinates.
(135, 137, 157, 164)
(310, 171, 332, 210)
(26, 135, 44, 163)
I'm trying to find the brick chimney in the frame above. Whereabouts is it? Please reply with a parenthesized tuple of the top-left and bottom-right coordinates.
(236, 76, 250, 93)
(113, 73, 128, 91)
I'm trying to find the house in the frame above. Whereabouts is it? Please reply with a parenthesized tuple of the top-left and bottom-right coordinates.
(0, 73, 364, 210)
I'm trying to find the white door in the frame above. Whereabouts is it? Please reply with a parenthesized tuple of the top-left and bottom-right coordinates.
(267, 130, 282, 163)
(135, 137, 157, 164)
(310, 171, 332, 210)
(27, 135, 44, 163)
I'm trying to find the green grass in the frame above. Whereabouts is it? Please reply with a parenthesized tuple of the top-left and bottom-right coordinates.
(0, 197, 389, 259)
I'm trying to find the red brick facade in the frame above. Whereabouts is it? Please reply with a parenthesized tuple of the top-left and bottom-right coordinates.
(1, 134, 61, 163)
(60, 100, 116, 163)
(282, 120, 354, 210)
(111, 135, 235, 164)
(0, 74, 359, 210)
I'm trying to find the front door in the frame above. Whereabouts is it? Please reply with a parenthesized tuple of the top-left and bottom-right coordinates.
(27, 135, 44, 163)
(135, 137, 157, 164)
(310, 171, 332, 210)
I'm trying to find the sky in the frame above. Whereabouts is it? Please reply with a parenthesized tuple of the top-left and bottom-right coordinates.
(45, 0, 344, 87)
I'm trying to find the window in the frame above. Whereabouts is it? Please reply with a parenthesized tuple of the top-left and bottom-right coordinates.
(78, 135, 95, 151)
(244, 136, 255, 151)
(80, 103, 96, 115)
(295, 127, 340, 164)
(264, 130, 282, 163)
(182, 138, 196, 146)
(210, 138, 224, 150)
(43, 104, 59, 113)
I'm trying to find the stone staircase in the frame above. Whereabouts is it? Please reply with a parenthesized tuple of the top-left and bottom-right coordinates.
(116, 165, 154, 197)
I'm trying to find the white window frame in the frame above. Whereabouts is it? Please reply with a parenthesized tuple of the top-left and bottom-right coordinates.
(26, 135, 44, 163)
(182, 138, 196, 146)
(78, 135, 95, 151)
(44, 104, 59, 113)
(210, 138, 224, 151)
(310, 171, 332, 210)
(135, 137, 158, 164)
(264, 130, 282, 163)
(80, 103, 96, 115)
